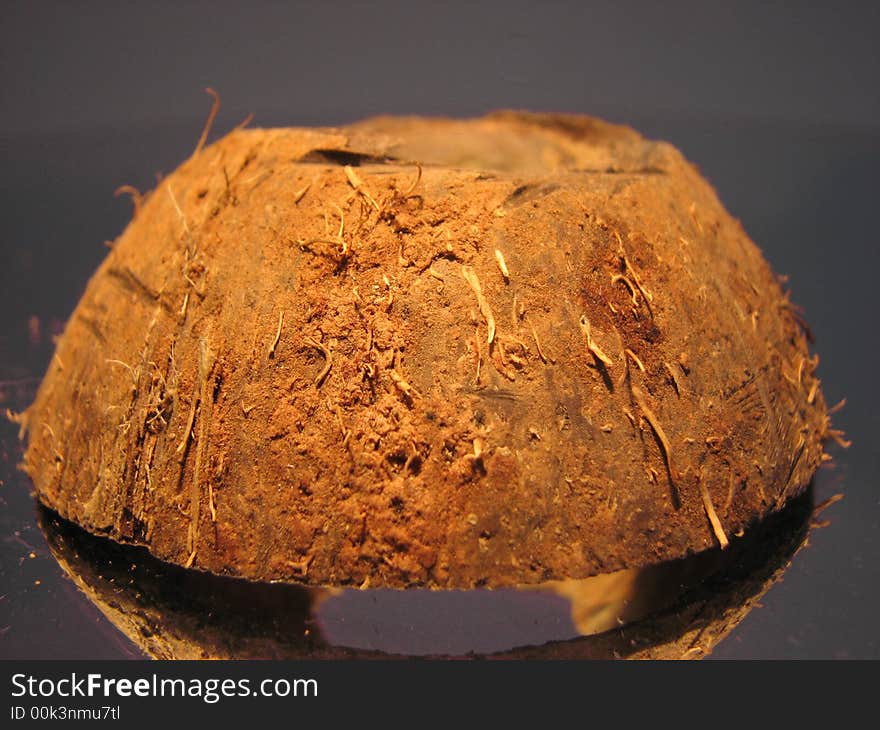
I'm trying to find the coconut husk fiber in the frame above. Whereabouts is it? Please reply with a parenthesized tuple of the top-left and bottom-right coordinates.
(20, 111, 830, 589)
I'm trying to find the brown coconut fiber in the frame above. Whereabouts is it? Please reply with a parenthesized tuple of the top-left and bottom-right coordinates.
(19, 111, 830, 589)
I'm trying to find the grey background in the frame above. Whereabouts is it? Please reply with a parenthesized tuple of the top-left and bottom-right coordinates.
(1, 0, 877, 658)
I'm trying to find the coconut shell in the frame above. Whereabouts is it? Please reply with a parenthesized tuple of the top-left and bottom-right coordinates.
(22, 111, 828, 588)
(35, 487, 814, 659)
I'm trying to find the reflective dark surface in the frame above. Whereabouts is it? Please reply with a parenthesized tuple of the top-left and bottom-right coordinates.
(1, 2, 877, 659)
(30, 489, 813, 660)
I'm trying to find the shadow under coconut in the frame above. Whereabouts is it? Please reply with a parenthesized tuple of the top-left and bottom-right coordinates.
(36, 486, 815, 660)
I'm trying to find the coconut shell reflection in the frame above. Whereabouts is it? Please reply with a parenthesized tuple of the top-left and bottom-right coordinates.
(36, 487, 814, 660)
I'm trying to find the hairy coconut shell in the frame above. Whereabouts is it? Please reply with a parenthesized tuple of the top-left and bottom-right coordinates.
(36, 487, 814, 659)
(22, 112, 828, 588)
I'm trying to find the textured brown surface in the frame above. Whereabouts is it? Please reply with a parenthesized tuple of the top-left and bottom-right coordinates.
(36, 488, 814, 659)
(21, 111, 828, 588)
